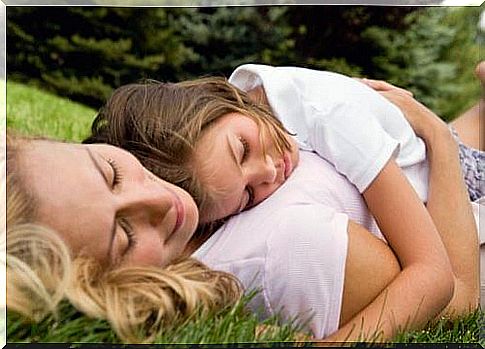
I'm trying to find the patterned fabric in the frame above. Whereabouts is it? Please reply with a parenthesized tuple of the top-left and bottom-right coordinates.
(451, 127, 485, 201)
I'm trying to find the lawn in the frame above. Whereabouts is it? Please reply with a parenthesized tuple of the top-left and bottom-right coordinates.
(7, 81, 96, 142)
(6, 81, 485, 345)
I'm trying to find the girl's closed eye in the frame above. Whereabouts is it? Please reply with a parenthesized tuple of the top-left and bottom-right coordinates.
(238, 137, 255, 210)
(107, 158, 123, 188)
(239, 137, 250, 162)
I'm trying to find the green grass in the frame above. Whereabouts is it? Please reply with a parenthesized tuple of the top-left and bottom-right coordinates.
(7, 80, 96, 141)
(396, 310, 484, 345)
(7, 294, 302, 344)
(6, 81, 484, 344)
(7, 301, 484, 345)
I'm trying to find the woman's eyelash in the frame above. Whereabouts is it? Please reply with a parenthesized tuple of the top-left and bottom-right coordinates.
(107, 158, 123, 188)
(119, 218, 136, 254)
(239, 137, 250, 162)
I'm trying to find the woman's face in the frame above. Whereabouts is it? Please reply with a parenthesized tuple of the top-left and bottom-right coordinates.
(22, 141, 199, 267)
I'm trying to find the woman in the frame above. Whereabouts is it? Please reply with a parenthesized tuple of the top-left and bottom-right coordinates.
(6, 136, 242, 343)
(6, 87, 479, 342)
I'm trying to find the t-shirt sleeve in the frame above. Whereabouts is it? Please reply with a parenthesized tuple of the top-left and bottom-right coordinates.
(264, 204, 349, 339)
(306, 102, 399, 193)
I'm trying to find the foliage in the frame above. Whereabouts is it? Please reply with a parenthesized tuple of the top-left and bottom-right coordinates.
(175, 6, 296, 79)
(362, 7, 480, 121)
(7, 7, 296, 108)
(8, 6, 480, 119)
(287, 6, 415, 73)
(7, 7, 199, 107)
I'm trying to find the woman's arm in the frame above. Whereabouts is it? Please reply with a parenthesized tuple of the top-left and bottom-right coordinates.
(375, 87, 479, 316)
(328, 84, 479, 342)
(248, 79, 455, 341)
(325, 161, 455, 342)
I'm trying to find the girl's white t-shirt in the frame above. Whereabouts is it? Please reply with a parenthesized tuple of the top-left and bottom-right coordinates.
(229, 64, 429, 201)
(194, 151, 383, 339)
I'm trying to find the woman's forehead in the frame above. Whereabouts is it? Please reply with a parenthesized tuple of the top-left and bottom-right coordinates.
(23, 141, 115, 264)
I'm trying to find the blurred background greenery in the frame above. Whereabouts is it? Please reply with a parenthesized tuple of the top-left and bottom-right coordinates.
(6, 6, 482, 124)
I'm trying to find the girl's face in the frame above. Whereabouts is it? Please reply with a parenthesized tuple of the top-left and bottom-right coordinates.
(194, 112, 299, 223)
(23, 141, 199, 267)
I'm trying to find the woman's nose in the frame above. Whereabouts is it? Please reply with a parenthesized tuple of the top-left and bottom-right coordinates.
(121, 179, 174, 228)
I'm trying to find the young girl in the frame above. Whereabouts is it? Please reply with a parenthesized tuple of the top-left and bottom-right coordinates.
(229, 63, 484, 203)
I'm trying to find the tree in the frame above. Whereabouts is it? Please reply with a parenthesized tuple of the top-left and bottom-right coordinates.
(7, 7, 199, 107)
(362, 7, 480, 120)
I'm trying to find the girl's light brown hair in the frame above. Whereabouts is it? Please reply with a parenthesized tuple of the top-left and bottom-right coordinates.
(6, 133, 243, 343)
(84, 77, 292, 224)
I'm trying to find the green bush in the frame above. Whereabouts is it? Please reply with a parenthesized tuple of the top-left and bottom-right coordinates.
(7, 7, 296, 108)
(362, 7, 480, 121)
(7, 6, 481, 120)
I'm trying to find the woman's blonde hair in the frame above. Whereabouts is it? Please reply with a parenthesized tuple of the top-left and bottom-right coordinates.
(6, 133, 243, 343)
(84, 77, 292, 223)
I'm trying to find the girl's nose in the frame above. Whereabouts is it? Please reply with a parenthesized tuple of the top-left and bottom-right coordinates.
(249, 155, 277, 185)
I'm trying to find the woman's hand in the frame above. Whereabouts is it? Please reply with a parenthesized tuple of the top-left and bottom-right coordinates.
(359, 78, 449, 144)
(354, 77, 414, 97)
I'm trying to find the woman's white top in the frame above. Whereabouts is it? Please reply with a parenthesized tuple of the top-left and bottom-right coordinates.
(193, 151, 383, 338)
(229, 64, 429, 201)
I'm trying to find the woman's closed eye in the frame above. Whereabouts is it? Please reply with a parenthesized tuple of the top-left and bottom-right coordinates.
(118, 217, 136, 257)
(107, 158, 124, 188)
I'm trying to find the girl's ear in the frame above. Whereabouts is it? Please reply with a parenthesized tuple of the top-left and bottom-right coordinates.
(247, 85, 269, 107)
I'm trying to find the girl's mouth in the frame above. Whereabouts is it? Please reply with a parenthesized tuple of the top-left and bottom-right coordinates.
(283, 152, 293, 179)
